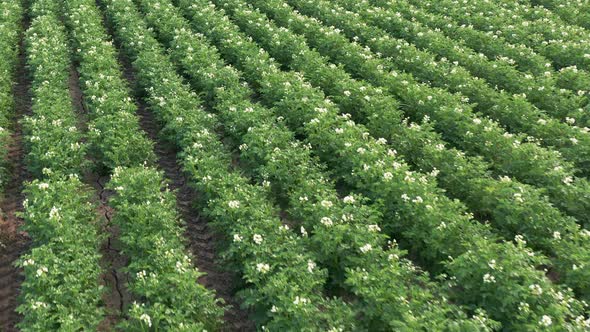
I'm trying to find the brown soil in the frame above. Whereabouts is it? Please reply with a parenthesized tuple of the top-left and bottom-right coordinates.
(92, 174, 131, 332)
(0, 12, 32, 332)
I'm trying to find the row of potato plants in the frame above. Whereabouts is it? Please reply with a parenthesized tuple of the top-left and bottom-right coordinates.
(487, 0, 590, 38)
(409, 0, 590, 71)
(59, 0, 225, 329)
(385, 0, 590, 95)
(0, 0, 22, 199)
(16, 1, 105, 329)
(173, 0, 590, 329)
(351, 0, 587, 121)
(217, 0, 590, 303)
(104, 0, 362, 329)
(124, 0, 498, 329)
(528, 0, 590, 30)
(310, 0, 590, 166)
(273, 0, 590, 230)
(369, 0, 589, 109)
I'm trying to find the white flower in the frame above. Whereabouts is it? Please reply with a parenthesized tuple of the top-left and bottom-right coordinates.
(343, 90, 351, 96)
(488, 260, 496, 269)
(570, 137, 579, 145)
(566, 117, 576, 125)
(562, 176, 574, 185)
(270, 305, 278, 313)
(233, 234, 243, 242)
(293, 296, 309, 306)
(483, 273, 496, 283)
(300, 226, 308, 237)
(228, 200, 240, 209)
(334, 128, 344, 134)
(383, 172, 393, 181)
(368, 224, 381, 232)
(38, 183, 49, 190)
(515, 234, 526, 245)
(320, 217, 333, 227)
(529, 284, 543, 296)
(343, 195, 355, 204)
(49, 206, 61, 221)
(307, 260, 316, 273)
(321, 200, 333, 208)
(356, 147, 366, 154)
(537, 119, 547, 125)
(360, 243, 373, 253)
(256, 263, 270, 274)
(36, 266, 48, 277)
(31, 301, 48, 310)
(553, 231, 561, 240)
(539, 315, 552, 327)
(140, 313, 152, 327)
(473, 118, 482, 125)
(412, 196, 424, 204)
(253, 234, 263, 245)
(23, 259, 35, 266)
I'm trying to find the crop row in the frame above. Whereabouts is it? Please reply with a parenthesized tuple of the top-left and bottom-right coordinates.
(354, 0, 587, 120)
(110, 0, 501, 329)
(166, 0, 590, 328)
(530, 0, 590, 30)
(410, 0, 590, 71)
(216, 0, 590, 302)
(105, 0, 363, 329)
(58, 0, 227, 329)
(300, 0, 590, 170)
(267, 0, 590, 229)
(16, 1, 104, 329)
(0, 0, 22, 197)
(381, 0, 590, 95)
(486, 0, 590, 38)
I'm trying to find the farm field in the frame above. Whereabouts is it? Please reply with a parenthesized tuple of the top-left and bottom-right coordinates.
(0, 0, 589, 330)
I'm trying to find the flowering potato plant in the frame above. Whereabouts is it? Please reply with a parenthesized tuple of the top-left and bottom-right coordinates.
(123, 0, 498, 328)
(16, 3, 105, 329)
(60, 0, 230, 329)
(410, 0, 590, 71)
(269, 0, 590, 228)
(107, 166, 224, 331)
(223, 0, 590, 302)
(105, 0, 357, 328)
(353, 0, 586, 120)
(174, 0, 589, 328)
(63, 0, 155, 171)
(532, 0, 590, 30)
(0, 0, 22, 194)
(16, 177, 104, 331)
